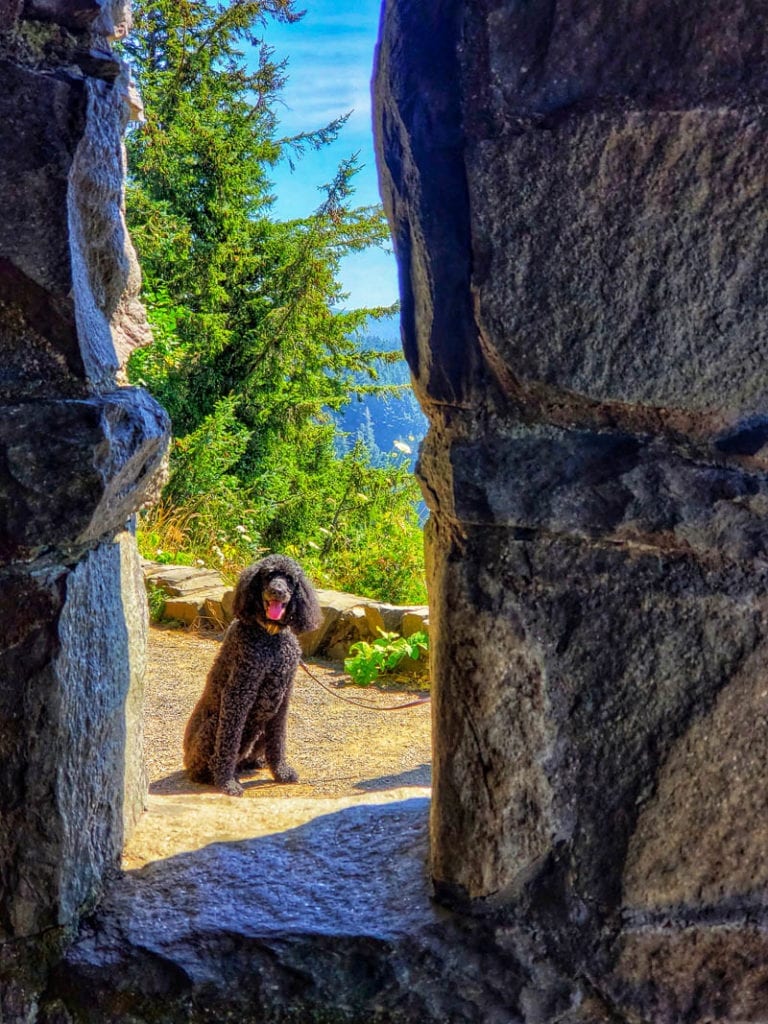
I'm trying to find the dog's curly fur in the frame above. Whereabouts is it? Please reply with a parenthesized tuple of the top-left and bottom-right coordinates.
(183, 555, 321, 797)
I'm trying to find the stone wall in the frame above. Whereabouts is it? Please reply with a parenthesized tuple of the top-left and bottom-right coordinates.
(374, 1, 768, 1019)
(142, 560, 429, 661)
(0, 0, 168, 950)
(2, 0, 768, 1018)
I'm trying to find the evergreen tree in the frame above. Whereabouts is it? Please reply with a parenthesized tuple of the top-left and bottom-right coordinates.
(121, 0, 426, 603)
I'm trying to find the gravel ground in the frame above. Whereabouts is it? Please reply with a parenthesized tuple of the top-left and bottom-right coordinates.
(144, 625, 432, 800)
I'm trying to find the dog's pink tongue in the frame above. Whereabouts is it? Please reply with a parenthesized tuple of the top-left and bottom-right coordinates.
(266, 601, 285, 621)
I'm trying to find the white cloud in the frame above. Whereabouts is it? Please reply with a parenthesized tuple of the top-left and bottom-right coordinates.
(276, 69, 373, 138)
(258, 0, 382, 136)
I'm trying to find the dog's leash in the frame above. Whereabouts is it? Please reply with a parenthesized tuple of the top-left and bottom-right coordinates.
(299, 659, 431, 711)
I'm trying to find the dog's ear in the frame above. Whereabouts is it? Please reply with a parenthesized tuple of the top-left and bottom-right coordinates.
(233, 563, 261, 621)
(286, 571, 321, 635)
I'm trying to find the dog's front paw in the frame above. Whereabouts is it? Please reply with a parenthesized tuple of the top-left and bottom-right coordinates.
(220, 778, 244, 797)
(272, 763, 298, 784)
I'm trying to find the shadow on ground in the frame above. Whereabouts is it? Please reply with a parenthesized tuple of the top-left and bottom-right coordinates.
(57, 799, 524, 1024)
(150, 763, 433, 796)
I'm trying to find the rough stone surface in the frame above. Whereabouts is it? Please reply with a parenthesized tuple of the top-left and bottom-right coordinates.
(0, 533, 149, 940)
(0, 60, 87, 396)
(442, 422, 768, 561)
(0, 0, 168, 966)
(144, 563, 230, 626)
(428, 526, 768, 906)
(68, 71, 134, 387)
(118, 533, 149, 837)
(48, 797, 544, 1024)
(4, 0, 768, 1019)
(374, 1, 768, 1021)
(0, 30, 143, 398)
(22, 0, 107, 31)
(0, 390, 168, 562)
(469, 109, 768, 415)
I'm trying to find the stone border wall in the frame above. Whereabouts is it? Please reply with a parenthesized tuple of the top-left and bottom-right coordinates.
(142, 561, 430, 661)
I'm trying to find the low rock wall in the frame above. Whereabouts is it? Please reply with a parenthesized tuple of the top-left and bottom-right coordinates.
(142, 561, 430, 661)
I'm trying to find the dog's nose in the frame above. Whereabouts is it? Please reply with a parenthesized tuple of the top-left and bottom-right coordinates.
(265, 577, 291, 602)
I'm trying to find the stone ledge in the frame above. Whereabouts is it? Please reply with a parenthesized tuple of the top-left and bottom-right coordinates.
(49, 795, 533, 1023)
(53, 790, 768, 1023)
(143, 561, 430, 659)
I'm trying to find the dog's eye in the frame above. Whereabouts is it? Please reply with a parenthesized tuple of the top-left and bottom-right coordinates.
(263, 574, 293, 591)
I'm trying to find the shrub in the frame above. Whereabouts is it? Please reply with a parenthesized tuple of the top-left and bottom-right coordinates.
(344, 630, 429, 687)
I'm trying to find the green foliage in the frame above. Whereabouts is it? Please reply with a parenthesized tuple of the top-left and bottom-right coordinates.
(306, 448, 426, 605)
(345, 631, 430, 687)
(145, 582, 167, 624)
(122, 0, 426, 603)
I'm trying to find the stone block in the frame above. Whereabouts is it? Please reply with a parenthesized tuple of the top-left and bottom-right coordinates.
(0, 62, 86, 396)
(0, 0, 165, 971)
(323, 605, 371, 662)
(0, 59, 143, 397)
(363, 601, 407, 635)
(472, 0, 768, 116)
(162, 589, 228, 628)
(362, 602, 385, 636)
(623, 657, 768, 910)
(162, 598, 201, 627)
(436, 420, 768, 561)
(143, 566, 237, 629)
(143, 564, 226, 598)
(609, 926, 768, 1023)
(220, 587, 235, 620)
(0, 61, 83, 299)
(68, 73, 135, 386)
(117, 532, 148, 840)
(200, 594, 228, 628)
(0, 535, 148, 938)
(52, 796, 527, 1024)
(0, 389, 168, 562)
(299, 588, 368, 657)
(376, 12, 768, 996)
(401, 609, 429, 638)
(429, 522, 768, 911)
(22, 0, 107, 31)
(469, 110, 768, 414)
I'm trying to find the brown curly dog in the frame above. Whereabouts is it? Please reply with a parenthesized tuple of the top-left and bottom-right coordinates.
(183, 554, 321, 797)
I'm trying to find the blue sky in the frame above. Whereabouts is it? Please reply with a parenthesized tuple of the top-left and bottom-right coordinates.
(259, 0, 399, 312)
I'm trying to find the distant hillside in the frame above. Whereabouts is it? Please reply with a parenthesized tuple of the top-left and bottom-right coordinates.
(334, 315, 428, 471)
(363, 313, 401, 345)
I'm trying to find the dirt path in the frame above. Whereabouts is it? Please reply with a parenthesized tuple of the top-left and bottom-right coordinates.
(144, 626, 432, 800)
